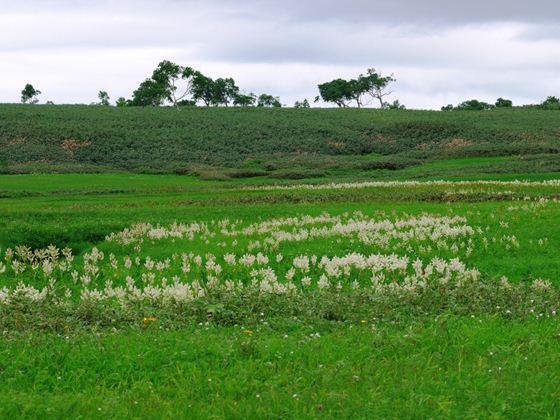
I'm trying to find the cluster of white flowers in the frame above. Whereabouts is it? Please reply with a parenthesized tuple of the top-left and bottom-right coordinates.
(106, 221, 212, 247)
(0, 207, 554, 307)
(247, 179, 560, 192)
(0, 247, 482, 306)
(105, 211, 477, 254)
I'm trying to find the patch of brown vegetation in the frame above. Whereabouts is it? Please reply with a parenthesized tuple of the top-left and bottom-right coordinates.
(369, 134, 396, 145)
(62, 139, 92, 157)
(327, 140, 346, 152)
(8, 137, 26, 146)
(444, 138, 472, 149)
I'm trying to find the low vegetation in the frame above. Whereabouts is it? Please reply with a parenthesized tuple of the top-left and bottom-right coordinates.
(1, 105, 560, 178)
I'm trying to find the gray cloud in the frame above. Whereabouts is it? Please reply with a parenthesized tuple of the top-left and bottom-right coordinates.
(0, 0, 559, 108)
(234, 0, 560, 25)
(517, 24, 560, 41)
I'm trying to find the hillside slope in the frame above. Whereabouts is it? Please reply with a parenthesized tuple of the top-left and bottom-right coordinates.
(1, 104, 559, 179)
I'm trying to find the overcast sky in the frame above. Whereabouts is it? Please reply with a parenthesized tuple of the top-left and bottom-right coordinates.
(1, 0, 559, 109)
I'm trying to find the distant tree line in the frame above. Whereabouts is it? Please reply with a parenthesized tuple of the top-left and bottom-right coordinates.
(442, 96, 560, 111)
(441, 98, 511, 111)
(17, 61, 560, 111)
(122, 60, 283, 110)
(530, 96, 560, 111)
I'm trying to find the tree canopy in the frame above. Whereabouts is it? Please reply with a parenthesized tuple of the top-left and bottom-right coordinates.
(316, 69, 396, 108)
(257, 94, 282, 108)
(315, 79, 354, 108)
(129, 60, 281, 109)
(12, 62, 560, 111)
(233, 93, 257, 107)
(21, 84, 41, 104)
(294, 99, 310, 108)
(540, 96, 560, 110)
(98, 91, 110, 106)
(131, 61, 196, 108)
(495, 98, 513, 108)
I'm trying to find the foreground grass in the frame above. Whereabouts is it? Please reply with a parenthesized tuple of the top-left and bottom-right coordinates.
(1, 317, 559, 418)
(1, 174, 560, 417)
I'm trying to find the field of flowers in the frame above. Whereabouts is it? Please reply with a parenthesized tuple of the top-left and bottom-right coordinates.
(1, 176, 560, 417)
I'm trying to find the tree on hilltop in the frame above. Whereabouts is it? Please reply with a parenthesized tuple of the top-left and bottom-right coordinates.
(98, 91, 110, 106)
(131, 78, 167, 107)
(190, 72, 215, 106)
(151, 60, 197, 109)
(442, 99, 495, 111)
(131, 60, 197, 109)
(316, 69, 396, 108)
(385, 100, 406, 110)
(211, 78, 240, 106)
(294, 99, 310, 108)
(315, 78, 354, 107)
(129, 60, 258, 108)
(257, 94, 281, 108)
(233, 92, 257, 107)
(21, 84, 41, 104)
(116, 97, 128, 107)
(495, 98, 513, 108)
(541, 96, 560, 110)
(359, 68, 396, 108)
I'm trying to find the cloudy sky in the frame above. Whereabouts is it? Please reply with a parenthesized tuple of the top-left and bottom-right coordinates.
(1, 0, 559, 109)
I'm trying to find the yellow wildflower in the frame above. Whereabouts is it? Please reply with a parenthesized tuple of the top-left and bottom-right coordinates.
(143, 317, 157, 324)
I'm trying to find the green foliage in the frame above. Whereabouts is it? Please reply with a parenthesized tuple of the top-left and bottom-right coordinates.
(127, 62, 247, 108)
(540, 96, 560, 110)
(131, 60, 197, 109)
(316, 78, 354, 107)
(20, 83, 41, 104)
(316, 68, 396, 108)
(130, 78, 167, 106)
(294, 99, 310, 108)
(97, 90, 110, 106)
(234, 92, 257, 107)
(444, 98, 516, 111)
(257, 94, 281, 107)
(211, 77, 240, 106)
(1, 105, 560, 175)
(385, 99, 406, 110)
(115, 97, 127, 107)
(455, 99, 495, 111)
(190, 72, 215, 106)
(358, 68, 396, 107)
(495, 97, 513, 108)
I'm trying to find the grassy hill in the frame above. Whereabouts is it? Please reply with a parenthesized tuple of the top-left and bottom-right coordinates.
(1, 104, 559, 179)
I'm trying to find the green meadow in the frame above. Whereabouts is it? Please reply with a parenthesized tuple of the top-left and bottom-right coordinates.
(1, 106, 560, 418)
(1, 172, 560, 418)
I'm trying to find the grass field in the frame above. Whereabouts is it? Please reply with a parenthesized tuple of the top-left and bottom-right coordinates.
(1, 171, 560, 417)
